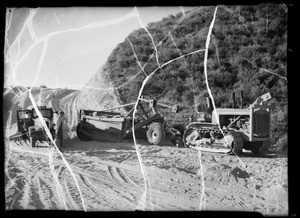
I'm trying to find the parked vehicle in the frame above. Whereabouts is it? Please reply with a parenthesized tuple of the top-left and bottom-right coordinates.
(183, 92, 272, 154)
(76, 98, 185, 146)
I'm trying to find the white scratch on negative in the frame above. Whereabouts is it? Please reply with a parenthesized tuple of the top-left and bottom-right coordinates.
(126, 37, 148, 77)
(134, 7, 160, 68)
(29, 91, 87, 211)
(132, 47, 205, 210)
(199, 5, 218, 211)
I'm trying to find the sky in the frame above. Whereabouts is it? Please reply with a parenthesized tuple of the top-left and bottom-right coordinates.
(4, 7, 197, 90)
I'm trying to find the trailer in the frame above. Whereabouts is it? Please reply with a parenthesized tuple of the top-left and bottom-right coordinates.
(76, 98, 185, 146)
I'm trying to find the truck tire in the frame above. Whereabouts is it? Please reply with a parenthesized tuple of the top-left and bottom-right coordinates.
(30, 136, 36, 148)
(147, 122, 165, 145)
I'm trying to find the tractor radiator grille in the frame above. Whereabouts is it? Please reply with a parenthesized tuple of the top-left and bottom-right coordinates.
(253, 114, 270, 137)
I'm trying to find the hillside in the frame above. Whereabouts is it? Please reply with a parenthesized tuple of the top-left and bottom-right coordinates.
(4, 5, 287, 151)
(105, 5, 287, 150)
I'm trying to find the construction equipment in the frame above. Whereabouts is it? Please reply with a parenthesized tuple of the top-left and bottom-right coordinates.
(15, 106, 56, 147)
(76, 98, 185, 146)
(16, 109, 34, 140)
(183, 92, 272, 154)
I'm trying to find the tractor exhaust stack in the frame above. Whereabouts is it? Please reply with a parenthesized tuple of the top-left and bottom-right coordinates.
(206, 97, 213, 114)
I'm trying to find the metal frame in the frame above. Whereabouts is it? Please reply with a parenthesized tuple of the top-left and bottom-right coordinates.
(78, 98, 178, 141)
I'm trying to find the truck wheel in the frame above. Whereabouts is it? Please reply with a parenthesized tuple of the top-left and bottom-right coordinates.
(30, 136, 36, 148)
(76, 123, 91, 141)
(147, 122, 164, 145)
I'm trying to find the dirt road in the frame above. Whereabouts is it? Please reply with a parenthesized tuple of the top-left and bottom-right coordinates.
(5, 138, 288, 215)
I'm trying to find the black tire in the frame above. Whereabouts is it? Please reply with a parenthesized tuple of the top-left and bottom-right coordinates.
(147, 122, 165, 145)
(30, 136, 36, 148)
(76, 123, 91, 141)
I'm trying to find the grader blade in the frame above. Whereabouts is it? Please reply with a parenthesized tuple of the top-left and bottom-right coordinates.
(77, 122, 122, 142)
(191, 145, 231, 154)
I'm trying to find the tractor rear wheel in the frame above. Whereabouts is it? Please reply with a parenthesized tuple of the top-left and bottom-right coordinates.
(147, 122, 165, 145)
(76, 123, 91, 141)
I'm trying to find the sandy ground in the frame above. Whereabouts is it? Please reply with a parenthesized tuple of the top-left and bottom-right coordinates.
(5, 136, 288, 215)
(3, 87, 288, 215)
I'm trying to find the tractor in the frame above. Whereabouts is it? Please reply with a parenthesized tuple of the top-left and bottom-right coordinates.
(183, 92, 272, 154)
(16, 106, 56, 147)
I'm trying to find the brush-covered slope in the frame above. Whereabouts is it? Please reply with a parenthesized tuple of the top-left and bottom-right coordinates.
(104, 5, 287, 149)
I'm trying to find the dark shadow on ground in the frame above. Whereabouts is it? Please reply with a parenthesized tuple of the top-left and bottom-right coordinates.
(238, 151, 284, 158)
(62, 136, 143, 153)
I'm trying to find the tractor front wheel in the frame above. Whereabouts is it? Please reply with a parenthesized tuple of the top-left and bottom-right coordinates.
(147, 122, 165, 145)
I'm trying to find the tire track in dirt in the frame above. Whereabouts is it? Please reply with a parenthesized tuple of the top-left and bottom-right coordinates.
(18, 181, 31, 209)
(8, 140, 144, 210)
(104, 162, 196, 210)
(107, 165, 137, 186)
(52, 156, 135, 209)
(84, 158, 197, 209)
(61, 170, 83, 210)
(38, 178, 58, 209)
(8, 140, 66, 209)
(9, 167, 51, 209)
(77, 173, 118, 209)
(68, 162, 142, 209)
(6, 178, 26, 209)
(116, 167, 137, 186)
(64, 165, 139, 209)
(79, 174, 99, 196)
(30, 177, 46, 209)
(109, 152, 137, 164)
(108, 165, 125, 184)
(8, 189, 25, 209)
